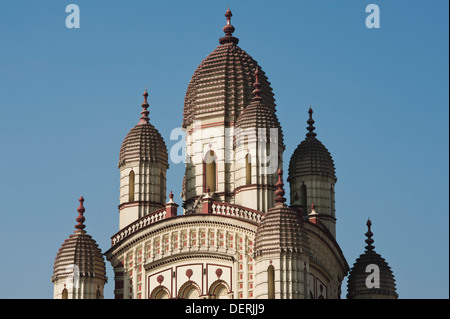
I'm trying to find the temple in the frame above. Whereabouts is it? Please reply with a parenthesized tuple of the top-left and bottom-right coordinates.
(51, 8, 397, 299)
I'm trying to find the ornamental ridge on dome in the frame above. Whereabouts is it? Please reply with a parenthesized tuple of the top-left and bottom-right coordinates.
(75, 196, 86, 231)
(252, 68, 263, 102)
(306, 105, 317, 138)
(139, 86, 150, 125)
(274, 169, 287, 206)
(219, 7, 239, 45)
(365, 218, 375, 252)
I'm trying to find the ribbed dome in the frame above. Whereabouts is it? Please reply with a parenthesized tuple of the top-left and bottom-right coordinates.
(254, 170, 307, 256)
(235, 69, 284, 146)
(347, 220, 398, 299)
(288, 107, 336, 182)
(183, 10, 276, 129)
(52, 197, 107, 283)
(119, 123, 168, 167)
(118, 89, 168, 168)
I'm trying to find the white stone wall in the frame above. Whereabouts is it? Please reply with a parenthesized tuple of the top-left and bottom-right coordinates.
(107, 215, 257, 299)
(106, 215, 347, 299)
(53, 277, 105, 299)
(234, 132, 282, 213)
(290, 175, 337, 237)
(185, 121, 236, 207)
(119, 160, 167, 229)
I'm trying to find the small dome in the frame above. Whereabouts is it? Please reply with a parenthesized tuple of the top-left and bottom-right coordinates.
(346, 220, 398, 299)
(52, 197, 107, 283)
(254, 170, 307, 256)
(288, 107, 336, 182)
(235, 69, 284, 146)
(118, 89, 168, 168)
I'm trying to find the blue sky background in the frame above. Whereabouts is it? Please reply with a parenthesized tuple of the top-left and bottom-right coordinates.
(0, 0, 448, 299)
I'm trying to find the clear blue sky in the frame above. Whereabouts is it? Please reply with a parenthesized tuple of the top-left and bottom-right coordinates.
(0, 0, 448, 299)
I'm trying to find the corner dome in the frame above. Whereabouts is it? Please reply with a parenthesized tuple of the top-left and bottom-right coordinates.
(288, 107, 336, 182)
(235, 69, 284, 147)
(346, 220, 398, 299)
(118, 89, 168, 168)
(183, 9, 276, 129)
(254, 170, 307, 256)
(52, 197, 107, 283)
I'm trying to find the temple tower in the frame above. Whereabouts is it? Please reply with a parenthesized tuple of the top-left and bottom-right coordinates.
(118, 88, 169, 229)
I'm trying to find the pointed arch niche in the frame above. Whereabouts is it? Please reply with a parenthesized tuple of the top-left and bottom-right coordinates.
(203, 150, 216, 193)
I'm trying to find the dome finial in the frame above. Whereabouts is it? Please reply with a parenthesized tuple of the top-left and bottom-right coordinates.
(365, 218, 375, 251)
(306, 105, 317, 138)
(139, 87, 150, 124)
(75, 196, 86, 231)
(275, 169, 287, 206)
(252, 67, 263, 102)
(219, 7, 239, 45)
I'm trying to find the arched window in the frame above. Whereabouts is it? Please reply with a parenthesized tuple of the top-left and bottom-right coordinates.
(96, 289, 101, 299)
(62, 288, 68, 299)
(300, 182, 307, 214)
(129, 170, 135, 202)
(204, 151, 216, 193)
(152, 287, 170, 299)
(245, 154, 251, 185)
(150, 286, 170, 299)
(214, 285, 228, 299)
(209, 280, 231, 299)
(184, 286, 200, 299)
(268, 265, 275, 299)
(155, 289, 169, 299)
(179, 281, 202, 299)
(330, 186, 335, 216)
(160, 173, 165, 204)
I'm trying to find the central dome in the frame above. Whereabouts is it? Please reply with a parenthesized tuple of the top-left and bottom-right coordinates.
(182, 9, 276, 129)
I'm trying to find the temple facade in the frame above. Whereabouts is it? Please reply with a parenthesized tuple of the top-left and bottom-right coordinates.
(51, 8, 397, 300)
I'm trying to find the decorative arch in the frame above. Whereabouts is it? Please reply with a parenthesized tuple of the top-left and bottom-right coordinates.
(300, 182, 307, 213)
(203, 150, 217, 193)
(208, 279, 232, 299)
(129, 170, 135, 202)
(245, 154, 251, 185)
(178, 280, 202, 299)
(150, 285, 171, 299)
(160, 172, 166, 204)
(61, 288, 68, 299)
(268, 265, 275, 299)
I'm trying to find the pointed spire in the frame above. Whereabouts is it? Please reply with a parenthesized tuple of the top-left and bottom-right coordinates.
(139, 87, 150, 124)
(306, 105, 317, 138)
(311, 200, 316, 211)
(219, 7, 239, 45)
(275, 169, 287, 206)
(252, 67, 263, 102)
(365, 218, 375, 251)
(75, 196, 86, 231)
